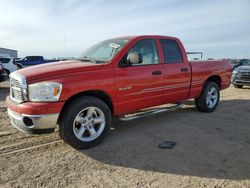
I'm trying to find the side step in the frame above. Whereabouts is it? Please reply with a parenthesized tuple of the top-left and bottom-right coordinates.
(118, 103, 184, 121)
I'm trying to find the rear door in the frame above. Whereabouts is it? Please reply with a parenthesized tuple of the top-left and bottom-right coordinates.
(29, 56, 37, 66)
(158, 38, 191, 103)
(114, 38, 164, 114)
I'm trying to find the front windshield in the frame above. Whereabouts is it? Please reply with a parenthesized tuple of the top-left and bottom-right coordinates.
(80, 38, 130, 63)
(242, 59, 250, 66)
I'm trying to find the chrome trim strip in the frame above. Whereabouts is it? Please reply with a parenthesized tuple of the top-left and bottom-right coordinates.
(125, 82, 194, 96)
(123, 80, 203, 96)
(191, 80, 204, 85)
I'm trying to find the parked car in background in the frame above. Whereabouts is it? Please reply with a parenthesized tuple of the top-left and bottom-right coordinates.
(0, 57, 18, 76)
(232, 60, 250, 88)
(230, 59, 239, 66)
(6, 35, 232, 149)
(232, 59, 250, 70)
(15, 56, 58, 69)
(0, 63, 5, 82)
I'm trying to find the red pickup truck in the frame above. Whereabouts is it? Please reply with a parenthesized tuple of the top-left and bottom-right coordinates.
(6, 35, 232, 149)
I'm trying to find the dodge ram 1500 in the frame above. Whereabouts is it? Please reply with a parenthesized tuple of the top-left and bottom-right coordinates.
(15, 56, 58, 69)
(6, 35, 232, 149)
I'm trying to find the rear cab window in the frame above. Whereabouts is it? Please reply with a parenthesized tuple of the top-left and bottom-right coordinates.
(159, 39, 183, 64)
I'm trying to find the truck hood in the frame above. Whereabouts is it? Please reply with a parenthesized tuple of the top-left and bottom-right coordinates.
(237, 65, 250, 72)
(16, 60, 104, 82)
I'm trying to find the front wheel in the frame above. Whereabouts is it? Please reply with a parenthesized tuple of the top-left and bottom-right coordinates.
(59, 96, 111, 149)
(233, 84, 243, 89)
(195, 81, 220, 113)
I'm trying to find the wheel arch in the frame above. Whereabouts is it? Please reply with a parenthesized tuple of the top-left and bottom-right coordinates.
(58, 90, 114, 123)
(205, 75, 221, 89)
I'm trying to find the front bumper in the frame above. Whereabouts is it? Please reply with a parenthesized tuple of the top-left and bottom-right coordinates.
(7, 108, 59, 134)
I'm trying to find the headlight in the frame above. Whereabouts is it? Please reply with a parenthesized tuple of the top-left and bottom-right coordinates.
(28, 82, 62, 102)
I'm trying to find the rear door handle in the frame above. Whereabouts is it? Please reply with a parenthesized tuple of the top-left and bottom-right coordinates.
(180, 68, 189, 72)
(152, 70, 162, 75)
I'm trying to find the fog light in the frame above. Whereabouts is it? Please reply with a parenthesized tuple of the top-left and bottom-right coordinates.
(23, 117, 34, 127)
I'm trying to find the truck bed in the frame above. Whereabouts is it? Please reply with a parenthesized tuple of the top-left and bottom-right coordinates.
(188, 60, 232, 98)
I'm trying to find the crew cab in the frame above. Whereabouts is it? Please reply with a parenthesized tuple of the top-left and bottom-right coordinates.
(6, 35, 232, 149)
(15, 56, 58, 69)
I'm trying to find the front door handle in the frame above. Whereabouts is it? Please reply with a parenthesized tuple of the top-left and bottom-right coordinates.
(152, 70, 162, 75)
(180, 67, 189, 72)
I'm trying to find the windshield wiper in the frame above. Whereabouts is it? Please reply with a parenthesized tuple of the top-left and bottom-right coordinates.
(77, 56, 96, 64)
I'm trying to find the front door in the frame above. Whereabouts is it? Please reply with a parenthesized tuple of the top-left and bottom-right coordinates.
(114, 39, 164, 115)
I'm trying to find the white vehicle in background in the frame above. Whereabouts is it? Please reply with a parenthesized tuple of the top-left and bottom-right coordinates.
(0, 56, 18, 77)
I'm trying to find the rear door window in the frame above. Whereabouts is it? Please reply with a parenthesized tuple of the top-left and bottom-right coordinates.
(160, 39, 183, 64)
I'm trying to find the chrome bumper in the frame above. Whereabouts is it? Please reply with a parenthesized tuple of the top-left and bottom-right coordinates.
(7, 108, 59, 134)
(232, 79, 250, 86)
(232, 74, 250, 86)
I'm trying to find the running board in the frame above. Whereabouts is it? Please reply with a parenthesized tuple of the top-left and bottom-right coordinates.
(118, 103, 184, 121)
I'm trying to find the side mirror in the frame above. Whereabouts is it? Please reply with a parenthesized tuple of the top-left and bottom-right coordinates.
(127, 52, 143, 64)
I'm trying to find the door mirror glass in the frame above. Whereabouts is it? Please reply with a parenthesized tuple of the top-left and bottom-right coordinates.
(127, 52, 143, 64)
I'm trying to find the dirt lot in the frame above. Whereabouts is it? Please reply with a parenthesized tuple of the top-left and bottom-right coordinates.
(0, 80, 250, 188)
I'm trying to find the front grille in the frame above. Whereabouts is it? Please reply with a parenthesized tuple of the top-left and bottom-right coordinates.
(10, 77, 24, 103)
(235, 72, 250, 81)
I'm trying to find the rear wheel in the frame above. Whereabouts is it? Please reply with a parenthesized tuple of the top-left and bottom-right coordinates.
(195, 81, 220, 113)
(59, 96, 111, 149)
(233, 84, 243, 89)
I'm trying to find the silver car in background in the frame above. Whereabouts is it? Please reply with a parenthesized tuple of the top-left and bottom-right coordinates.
(231, 60, 250, 88)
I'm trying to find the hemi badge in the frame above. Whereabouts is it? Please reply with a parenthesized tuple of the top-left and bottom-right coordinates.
(118, 86, 132, 91)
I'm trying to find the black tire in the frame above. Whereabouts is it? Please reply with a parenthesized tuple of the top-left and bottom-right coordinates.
(59, 96, 111, 149)
(4, 69, 10, 77)
(195, 81, 220, 113)
(17, 64, 22, 69)
(233, 84, 243, 89)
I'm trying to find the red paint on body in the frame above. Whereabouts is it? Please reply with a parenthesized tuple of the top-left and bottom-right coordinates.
(6, 35, 232, 116)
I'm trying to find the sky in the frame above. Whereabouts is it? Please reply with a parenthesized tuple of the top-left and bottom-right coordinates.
(0, 0, 249, 59)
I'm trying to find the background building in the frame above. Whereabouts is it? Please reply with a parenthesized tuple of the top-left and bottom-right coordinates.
(0, 47, 18, 58)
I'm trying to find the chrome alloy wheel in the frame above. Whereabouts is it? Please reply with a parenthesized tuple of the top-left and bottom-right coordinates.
(206, 87, 218, 108)
(73, 107, 106, 142)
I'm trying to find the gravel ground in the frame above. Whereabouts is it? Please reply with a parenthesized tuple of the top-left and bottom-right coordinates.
(0, 80, 250, 188)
